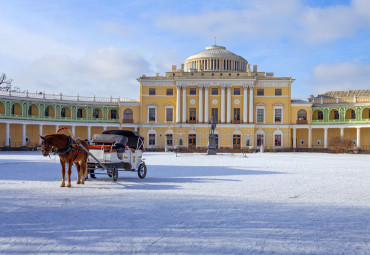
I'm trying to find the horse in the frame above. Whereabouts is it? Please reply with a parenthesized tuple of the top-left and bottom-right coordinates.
(40, 134, 89, 187)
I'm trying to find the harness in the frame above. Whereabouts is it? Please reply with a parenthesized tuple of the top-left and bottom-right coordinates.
(56, 136, 80, 161)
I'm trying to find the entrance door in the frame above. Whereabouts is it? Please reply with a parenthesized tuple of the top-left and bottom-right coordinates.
(233, 135, 241, 149)
(188, 134, 196, 148)
(257, 134, 264, 147)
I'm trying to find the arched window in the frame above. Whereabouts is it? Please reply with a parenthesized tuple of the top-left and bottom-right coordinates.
(298, 110, 307, 120)
(45, 106, 49, 117)
(124, 109, 133, 123)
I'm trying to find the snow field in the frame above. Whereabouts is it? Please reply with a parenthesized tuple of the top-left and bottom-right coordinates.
(0, 151, 369, 254)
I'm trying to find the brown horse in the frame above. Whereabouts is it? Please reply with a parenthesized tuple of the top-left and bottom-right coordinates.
(40, 134, 89, 187)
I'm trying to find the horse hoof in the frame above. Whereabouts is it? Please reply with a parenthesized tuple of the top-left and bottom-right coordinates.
(60, 183, 65, 187)
(66, 183, 71, 188)
(76, 181, 81, 184)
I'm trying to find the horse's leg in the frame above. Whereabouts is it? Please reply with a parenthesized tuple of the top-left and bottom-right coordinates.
(66, 162, 72, 187)
(60, 160, 66, 187)
(75, 162, 81, 184)
(80, 159, 87, 184)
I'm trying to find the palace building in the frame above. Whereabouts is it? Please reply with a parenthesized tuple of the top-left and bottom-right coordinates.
(1, 45, 370, 151)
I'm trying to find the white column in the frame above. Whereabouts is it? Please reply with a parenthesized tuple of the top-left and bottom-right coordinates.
(227, 86, 231, 123)
(72, 126, 76, 137)
(221, 86, 225, 123)
(5, 123, 9, 146)
(176, 86, 181, 123)
(39, 125, 43, 145)
(182, 87, 187, 123)
(293, 128, 297, 148)
(249, 87, 254, 123)
(103, 126, 107, 131)
(356, 127, 361, 147)
(204, 87, 209, 123)
(87, 126, 91, 140)
(243, 86, 248, 123)
(55, 125, 59, 133)
(340, 127, 344, 140)
(308, 128, 312, 148)
(199, 86, 203, 123)
(22, 124, 26, 146)
(324, 128, 328, 148)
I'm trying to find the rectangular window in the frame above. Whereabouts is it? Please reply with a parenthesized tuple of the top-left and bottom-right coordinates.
(77, 108, 83, 119)
(257, 89, 264, 96)
(149, 108, 156, 121)
(234, 88, 240, 95)
(11, 105, 15, 115)
(45, 107, 49, 117)
(93, 109, 99, 119)
(110, 109, 117, 119)
(351, 110, 356, 119)
(275, 135, 281, 147)
(318, 111, 323, 120)
(61, 108, 66, 118)
(275, 109, 282, 122)
(166, 134, 173, 145)
(334, 110, 339, 120)
(28, 106, 32, 116)
(149, 134, 155, 145)
(166, 108, 173, 122)
(188, 134, 196, 148)
(189, 87, 196, 95)
(149, 88, 156, 95)
(275, 89, 282, 96)
(211, 108, 218, 122)
(189, 108, 196, 123)
(166, 88, 173, 96)
(212, 88, 218, 95)
(233, 135, 241, 149)
(257, 109, 264, 122)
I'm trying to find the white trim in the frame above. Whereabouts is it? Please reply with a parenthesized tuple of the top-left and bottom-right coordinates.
(273, 105, 284, 124)
(147, 129, 157, 148)
(147, 104, 157, 123)
(165, 104, 174, 123)
(255, 129, 265, 148)
(256, 105, 265, 124)
(273, 129, 284, 148)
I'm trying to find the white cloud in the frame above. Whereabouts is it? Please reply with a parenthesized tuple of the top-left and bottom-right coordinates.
(155, 0, 370, 44)
(0, 23, 82, 61)
(15, 47, 151, 98)
(312, 62, 370, 94)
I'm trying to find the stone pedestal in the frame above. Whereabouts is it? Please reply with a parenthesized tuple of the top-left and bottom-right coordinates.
(207, 134, 217, 155)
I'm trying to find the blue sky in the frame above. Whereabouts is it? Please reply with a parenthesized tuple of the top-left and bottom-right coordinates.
(1, 0, 370, 99)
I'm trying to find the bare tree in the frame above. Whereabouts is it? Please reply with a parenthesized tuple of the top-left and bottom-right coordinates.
(0, 73, 21, 92)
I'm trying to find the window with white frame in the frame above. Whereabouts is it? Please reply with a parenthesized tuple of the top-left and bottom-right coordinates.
(148, 105, 156, 122)
(149, 134, 156, 146)
(273, 105, 283, 123)
(275, 109, 282, 122)
(165, 106, 173, 122)
(275, 134, 282, 147)
(257, 108, 264, 123)
(166, 134, 173, 145)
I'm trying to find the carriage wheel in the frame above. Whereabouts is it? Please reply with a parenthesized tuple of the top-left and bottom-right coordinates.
(138, 163, 147, 179)
(112, 167, 118, 181)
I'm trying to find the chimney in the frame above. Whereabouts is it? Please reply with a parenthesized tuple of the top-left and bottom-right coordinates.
(172, 65, 177, 72)
(181, 64, 184, 71)
(253, 65, 257, 72)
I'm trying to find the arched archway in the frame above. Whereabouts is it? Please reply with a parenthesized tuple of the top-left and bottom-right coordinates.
(345, 108, 356, 120)
(11, 103, 22, 116)
(45, 105, 55, 118)
(61, 107, 71, 119)
(312, 109, 323, 121)
(0, 102, 5, 115)
(28, 104, 39, 117)
(329, 109, 339, 121)
(362, 108, 370, 120)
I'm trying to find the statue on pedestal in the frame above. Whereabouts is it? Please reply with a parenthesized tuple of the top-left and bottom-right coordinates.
(208, 116, 217, 155)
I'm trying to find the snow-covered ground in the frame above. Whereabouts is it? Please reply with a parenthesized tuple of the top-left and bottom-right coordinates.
(0, 151, 369, 254)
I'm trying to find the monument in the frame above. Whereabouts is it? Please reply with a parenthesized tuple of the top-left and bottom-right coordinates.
(207, 116, 217, 155)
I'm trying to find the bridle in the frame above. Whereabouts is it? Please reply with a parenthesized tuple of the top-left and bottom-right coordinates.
(41, 139, 53, 157)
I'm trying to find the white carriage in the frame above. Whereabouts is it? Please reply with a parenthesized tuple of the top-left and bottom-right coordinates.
(87, 130, 146, 181)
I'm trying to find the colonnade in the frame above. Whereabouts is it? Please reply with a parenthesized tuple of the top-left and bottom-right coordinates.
(2, 122, 139, 147)
(176, 85, 254, 124)
(292, 126, 363, 149)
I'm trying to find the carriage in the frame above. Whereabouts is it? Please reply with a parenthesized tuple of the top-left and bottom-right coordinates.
(87, 130, 147, 181)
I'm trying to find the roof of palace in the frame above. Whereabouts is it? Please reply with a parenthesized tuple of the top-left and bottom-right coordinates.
(318, 90, 370, 98)
(185, 45, 247, 63)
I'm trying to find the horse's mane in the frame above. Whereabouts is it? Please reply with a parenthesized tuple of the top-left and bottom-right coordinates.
(44, 134, 70, 147)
